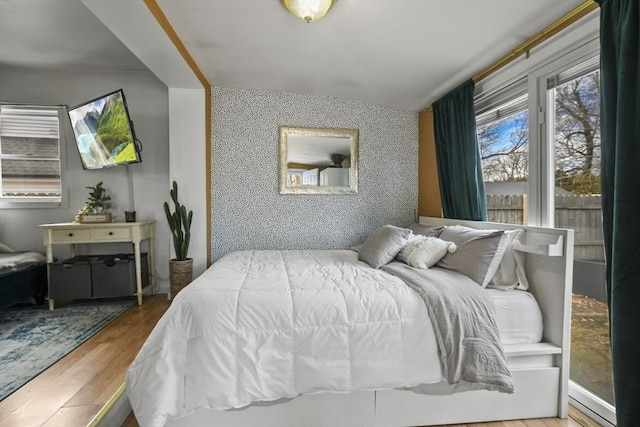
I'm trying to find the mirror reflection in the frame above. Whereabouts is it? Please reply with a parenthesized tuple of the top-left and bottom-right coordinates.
(279, 126, 359, 194)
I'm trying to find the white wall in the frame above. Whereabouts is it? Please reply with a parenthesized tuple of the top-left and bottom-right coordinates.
(168, 87, 207, 278)
(0, 65, 172, 291)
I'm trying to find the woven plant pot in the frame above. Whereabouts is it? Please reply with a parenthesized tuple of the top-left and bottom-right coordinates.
(169, 258, 193, 300)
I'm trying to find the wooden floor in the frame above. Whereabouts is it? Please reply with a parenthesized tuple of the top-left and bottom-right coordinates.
(0, 294, 170, 427)
(1, 294, 601, 427)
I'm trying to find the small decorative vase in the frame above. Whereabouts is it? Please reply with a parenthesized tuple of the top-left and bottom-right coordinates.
(169, 258, 193, 300)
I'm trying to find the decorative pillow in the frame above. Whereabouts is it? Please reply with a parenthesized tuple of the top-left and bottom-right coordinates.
(439, 225, 529, 290)
(398, 235, 457, 269)
(488, 229, 530, 291)
(358, 225, 413, 269)
(408, 223, 445, 238)
(436, 228, 507, 287)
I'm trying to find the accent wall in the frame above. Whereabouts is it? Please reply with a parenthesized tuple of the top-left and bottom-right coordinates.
(211, 87, 418, 261)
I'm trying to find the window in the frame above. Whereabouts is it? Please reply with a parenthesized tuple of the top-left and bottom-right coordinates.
(475, 79, 529, 224)
(0, 105, 62, 204)
(546, 61, 614, 421)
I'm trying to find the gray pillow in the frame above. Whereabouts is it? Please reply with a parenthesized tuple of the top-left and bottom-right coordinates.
(358, 225, 412, 269)
(436, 230, 506, 287)
(408, 223, 445, 238)
(439, 225, 501, 244)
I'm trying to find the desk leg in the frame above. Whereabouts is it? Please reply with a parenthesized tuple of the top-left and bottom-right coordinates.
(149, 236, 156, 295)
(134, 242, 143, 305)
(46, 243, 54, 310)
(46, 243, 54, 264)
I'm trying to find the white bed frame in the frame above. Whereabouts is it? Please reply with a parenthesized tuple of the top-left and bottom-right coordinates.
(154, 217, 574, 427)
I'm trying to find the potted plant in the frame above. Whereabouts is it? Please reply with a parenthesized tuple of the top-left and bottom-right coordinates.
(76, 181, 113, 223)
(164, 180, 193, 299)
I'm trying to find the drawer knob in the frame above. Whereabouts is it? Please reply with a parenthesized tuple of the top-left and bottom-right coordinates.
(109, 232, 114, 236)
(68, 233, 74, 237)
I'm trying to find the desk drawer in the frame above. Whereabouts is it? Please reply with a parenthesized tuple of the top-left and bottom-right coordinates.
(93, 227, 131, 240)
(52, 229, 92, 242)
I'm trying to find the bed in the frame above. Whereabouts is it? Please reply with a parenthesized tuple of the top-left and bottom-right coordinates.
(126, 217, 573, 427)
(0, 243, 48, 308)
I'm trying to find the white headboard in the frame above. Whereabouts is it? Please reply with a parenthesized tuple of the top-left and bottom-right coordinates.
(417, 216, 574, 349)
(418, 216, 574, 417)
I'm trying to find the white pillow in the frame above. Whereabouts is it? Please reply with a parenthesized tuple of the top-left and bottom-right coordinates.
(398, 236, 457, 269)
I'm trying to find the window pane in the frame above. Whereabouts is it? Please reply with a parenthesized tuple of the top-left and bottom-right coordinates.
(551, 69, 613, 406)
(0, 136, 59, 157)
(477, 101, 529, 225)
(1, 158, 61, 197)
(0, 106, 61, 202)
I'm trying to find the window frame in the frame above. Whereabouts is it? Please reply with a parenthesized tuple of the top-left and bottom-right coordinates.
(0, 105, 68, 209)
(529, 43, 601, 227)
(532, 47, 614, 425)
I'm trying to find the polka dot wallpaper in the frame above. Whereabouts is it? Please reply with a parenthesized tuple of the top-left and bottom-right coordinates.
(211, 87, 418, 261)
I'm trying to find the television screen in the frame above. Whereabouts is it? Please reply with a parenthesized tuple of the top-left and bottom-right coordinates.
(68, 89, 141, 169)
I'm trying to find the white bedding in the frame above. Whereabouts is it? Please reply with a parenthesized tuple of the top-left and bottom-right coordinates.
(127, 249, 519, 427)
(127, 250, 445, 427)
(487, 288, 543, 345)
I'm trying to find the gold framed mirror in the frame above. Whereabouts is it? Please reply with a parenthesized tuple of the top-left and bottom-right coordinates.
(279, 126, 359, 195)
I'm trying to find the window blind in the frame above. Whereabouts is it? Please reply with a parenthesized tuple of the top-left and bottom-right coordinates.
(475, 77, 528, 127)
(0, 105, 62, 200)
(547, 55, 600, 89)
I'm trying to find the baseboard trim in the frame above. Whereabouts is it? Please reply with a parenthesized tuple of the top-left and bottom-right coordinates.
(88, 383, 131, 427)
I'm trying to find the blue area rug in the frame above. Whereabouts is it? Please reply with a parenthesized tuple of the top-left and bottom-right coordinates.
(0, 298, 135, 401)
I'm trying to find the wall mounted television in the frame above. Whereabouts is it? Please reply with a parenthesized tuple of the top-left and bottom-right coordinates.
(68, 89, 142, 170)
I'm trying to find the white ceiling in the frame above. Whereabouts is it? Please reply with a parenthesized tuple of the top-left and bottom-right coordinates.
(0, 0, 586, 112)
(0, 0, 147, 72)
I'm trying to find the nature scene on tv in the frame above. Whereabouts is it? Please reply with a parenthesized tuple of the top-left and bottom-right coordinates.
(68, 91, 138, 169)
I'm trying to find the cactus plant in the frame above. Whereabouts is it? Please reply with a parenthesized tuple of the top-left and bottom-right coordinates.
(164, 181, 193, 261)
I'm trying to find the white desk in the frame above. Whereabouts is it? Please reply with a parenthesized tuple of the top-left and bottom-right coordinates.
(40, 221, 156, 309)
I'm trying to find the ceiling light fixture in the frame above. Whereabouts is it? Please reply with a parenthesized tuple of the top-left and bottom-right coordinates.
(280, 0, 336, 23)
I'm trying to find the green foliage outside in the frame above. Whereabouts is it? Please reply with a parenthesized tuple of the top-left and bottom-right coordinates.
(555, 170, 601, 194)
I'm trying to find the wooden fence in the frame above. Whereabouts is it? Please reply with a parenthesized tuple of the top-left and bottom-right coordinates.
(486, 194, 604, 261)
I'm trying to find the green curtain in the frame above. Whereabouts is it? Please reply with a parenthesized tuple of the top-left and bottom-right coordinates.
(433, 79, 487, 221)
(597, 0, 640, 425)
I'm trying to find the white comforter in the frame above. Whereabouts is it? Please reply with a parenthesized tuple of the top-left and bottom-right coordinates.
(127, 250, 444, 427)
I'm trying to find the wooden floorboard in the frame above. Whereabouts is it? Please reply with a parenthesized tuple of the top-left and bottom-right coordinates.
(1, 294, 603, 427)
(0, 294, 170, 427)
